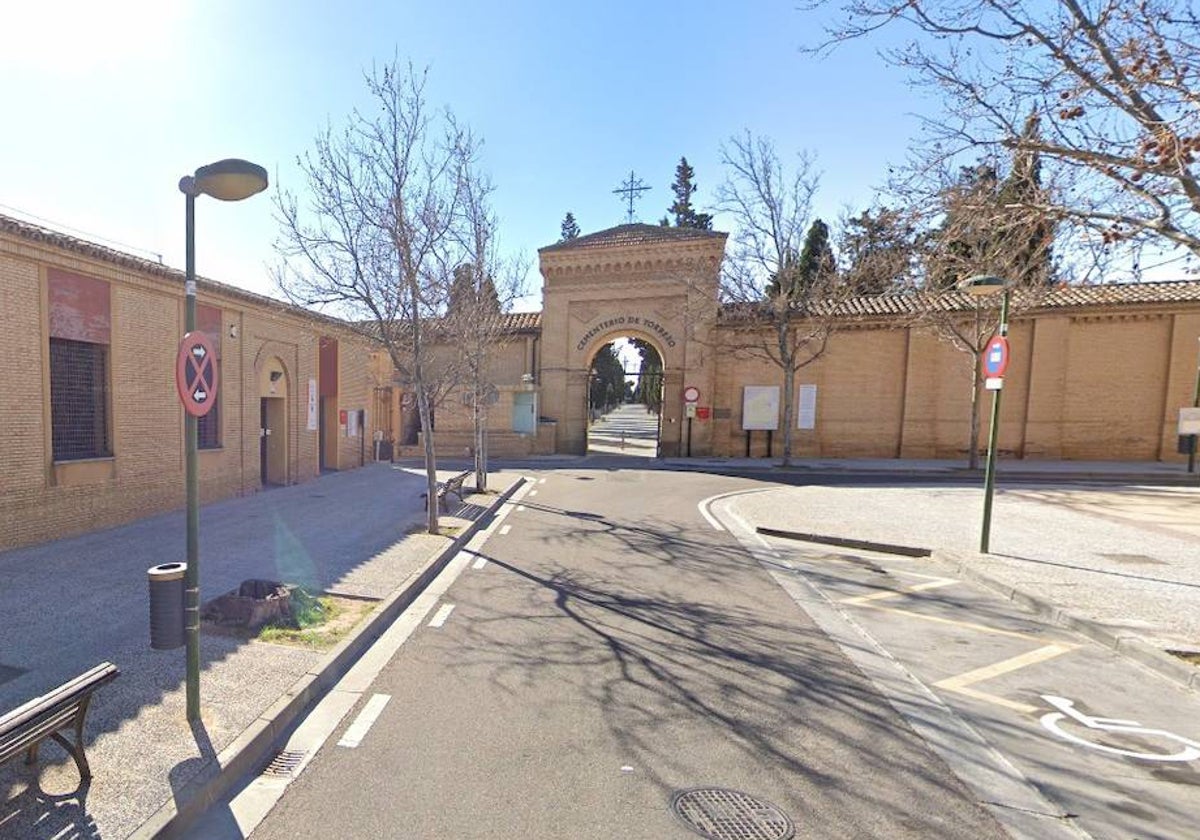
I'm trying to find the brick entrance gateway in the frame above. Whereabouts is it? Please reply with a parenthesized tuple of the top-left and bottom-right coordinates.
(413, 223, 1200, 465)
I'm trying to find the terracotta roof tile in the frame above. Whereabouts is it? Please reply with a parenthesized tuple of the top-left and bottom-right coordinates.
(0, 211, 327, 320)
(540, 223, 725, 253)
(722, 280, 1200, 321)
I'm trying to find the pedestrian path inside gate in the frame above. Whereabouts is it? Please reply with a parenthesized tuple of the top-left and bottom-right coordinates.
(0, 463, 509, 840)
(586, 403, 660, 456)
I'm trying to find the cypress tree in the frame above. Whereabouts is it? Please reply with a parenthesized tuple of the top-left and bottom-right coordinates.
(667, 158, 713, 229)
(560, 212, 580, 241)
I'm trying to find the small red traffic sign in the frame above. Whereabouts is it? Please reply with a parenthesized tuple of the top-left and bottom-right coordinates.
(983, 335, 1010, 379)
(683, 386, 701, 403)
(176, 331, 218, 417)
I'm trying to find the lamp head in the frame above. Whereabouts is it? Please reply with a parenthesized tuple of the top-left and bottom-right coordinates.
(192, 159, 269, 202)
(959, 274, 1007, 297)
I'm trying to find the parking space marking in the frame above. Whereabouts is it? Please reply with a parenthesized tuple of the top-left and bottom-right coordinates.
(839, 573, 957, 605)
(499, 524, 512, 536)
(934, 644, 1077, 714)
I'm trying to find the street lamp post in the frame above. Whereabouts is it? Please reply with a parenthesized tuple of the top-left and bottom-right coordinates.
(178, 159, 268, 722)
(962, 274, 1011, 554)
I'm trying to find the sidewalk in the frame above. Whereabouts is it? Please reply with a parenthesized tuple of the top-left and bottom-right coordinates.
(0, 464, 519, 839)
(663, 454, 1200, 484)
(727, 479, 1200, 684)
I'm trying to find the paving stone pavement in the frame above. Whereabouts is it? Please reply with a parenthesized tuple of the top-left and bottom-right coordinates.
(0, 463, 513, 840)
(729, 482, 1200, 653)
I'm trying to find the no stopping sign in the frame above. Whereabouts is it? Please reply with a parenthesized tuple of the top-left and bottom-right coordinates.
(176, 331, 219, 417)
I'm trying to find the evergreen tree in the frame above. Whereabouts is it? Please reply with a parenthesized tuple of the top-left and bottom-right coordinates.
(589, 343, 625, 415)
(447, 263, 500, 316)
(630, 338, 663, 414)
(795, 218, 836, 291)
(560, 212, 580, 241)
(667, 157, 713, 230)
(997, 112, 1055, 287)
(840, 207, 920, 294)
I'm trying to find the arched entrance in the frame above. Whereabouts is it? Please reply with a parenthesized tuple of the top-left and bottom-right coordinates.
(585, 336, 664, 456)
(258, 356, 290, 485)
(537, 224, 727, 457)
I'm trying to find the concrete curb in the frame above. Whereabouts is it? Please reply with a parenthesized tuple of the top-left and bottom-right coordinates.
(756, 526, 932, 558)
(935, 549, 1200, 693)
(754, 526, 1198, 694)
(131, 477, 527, 840)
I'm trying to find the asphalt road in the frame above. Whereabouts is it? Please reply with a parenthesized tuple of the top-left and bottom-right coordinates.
(247, 465, 1012, 839)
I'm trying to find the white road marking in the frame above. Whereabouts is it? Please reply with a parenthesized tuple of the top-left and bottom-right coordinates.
(696, 492, 730, 531)
(428, 603, 455, 628)
(472, 555, 488, 570)
(211, 539, 484, 837)
(337, 694, 391, 748)
(517, 505, 526, 512)
(529, 489, 538, 497)
(538, 477, 546, 484)
(500, 524, 512, 536)
(710, 490, 1086, 840)
(1040, 696, 1200, 762)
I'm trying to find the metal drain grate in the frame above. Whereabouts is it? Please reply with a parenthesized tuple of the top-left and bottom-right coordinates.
(262, 749, 306, 778)
(671, 787, 795, 840)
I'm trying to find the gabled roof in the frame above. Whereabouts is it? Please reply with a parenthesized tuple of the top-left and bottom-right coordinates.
(539, 223, 726, 253)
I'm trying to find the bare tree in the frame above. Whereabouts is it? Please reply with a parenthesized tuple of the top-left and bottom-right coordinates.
(803, 0, 1200, 278)
(717, 131, 847, 465)
(441, 162, 528, 492)
(273, 59, 475, 533)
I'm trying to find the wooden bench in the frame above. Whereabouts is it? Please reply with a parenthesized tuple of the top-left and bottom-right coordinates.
(422, 470, 472, 512)
(0, 662, 119, 781)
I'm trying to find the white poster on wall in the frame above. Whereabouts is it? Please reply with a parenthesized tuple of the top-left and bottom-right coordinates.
(307, 379, 318, 431)
(347, 408, 359, 437)
(742, 386, 780, 431)
(797, 384, 817, 430)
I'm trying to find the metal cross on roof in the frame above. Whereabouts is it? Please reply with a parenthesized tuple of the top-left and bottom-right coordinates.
(612, 171, 651, 223)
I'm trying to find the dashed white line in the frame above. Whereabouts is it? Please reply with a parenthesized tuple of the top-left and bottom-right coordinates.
(472, 556, 488, 570)
(500, 524, 512, 536)
(538, 477, 546, 484)
(337, 694, 391, 748)
(529, 489, 539, 497)
(428, 603, 456, 628)
(517, 505, 526, 512)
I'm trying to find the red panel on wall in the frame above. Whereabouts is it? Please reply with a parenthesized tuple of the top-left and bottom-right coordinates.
(196, 303, 222, 357)
(319, 337, 338, 397)
(48, 268, 111, 344)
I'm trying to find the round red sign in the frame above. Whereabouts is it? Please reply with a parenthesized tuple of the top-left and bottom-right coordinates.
(983, 335, 1010, 379)
(683, 386, 701, 403)
(176, 331, 219, 417)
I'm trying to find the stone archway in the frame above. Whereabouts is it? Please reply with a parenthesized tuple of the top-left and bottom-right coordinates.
(537, 224, 727, 456)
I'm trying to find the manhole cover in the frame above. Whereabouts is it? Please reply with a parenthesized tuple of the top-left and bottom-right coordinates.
(671, 787, 795, 840)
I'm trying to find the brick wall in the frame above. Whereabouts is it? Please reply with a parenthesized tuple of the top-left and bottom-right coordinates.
(0, 233, 379, 552)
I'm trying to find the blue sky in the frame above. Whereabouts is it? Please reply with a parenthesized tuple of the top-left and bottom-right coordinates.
(1, 1, 927, 307)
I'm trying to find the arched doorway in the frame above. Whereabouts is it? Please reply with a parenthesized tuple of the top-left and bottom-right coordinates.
(258, 356, 290, 485)
(585, 337, 664, 456)
(537, 223, 728, 457)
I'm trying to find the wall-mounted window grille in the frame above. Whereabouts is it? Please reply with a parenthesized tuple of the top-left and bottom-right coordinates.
(48, 269, 112, 462)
